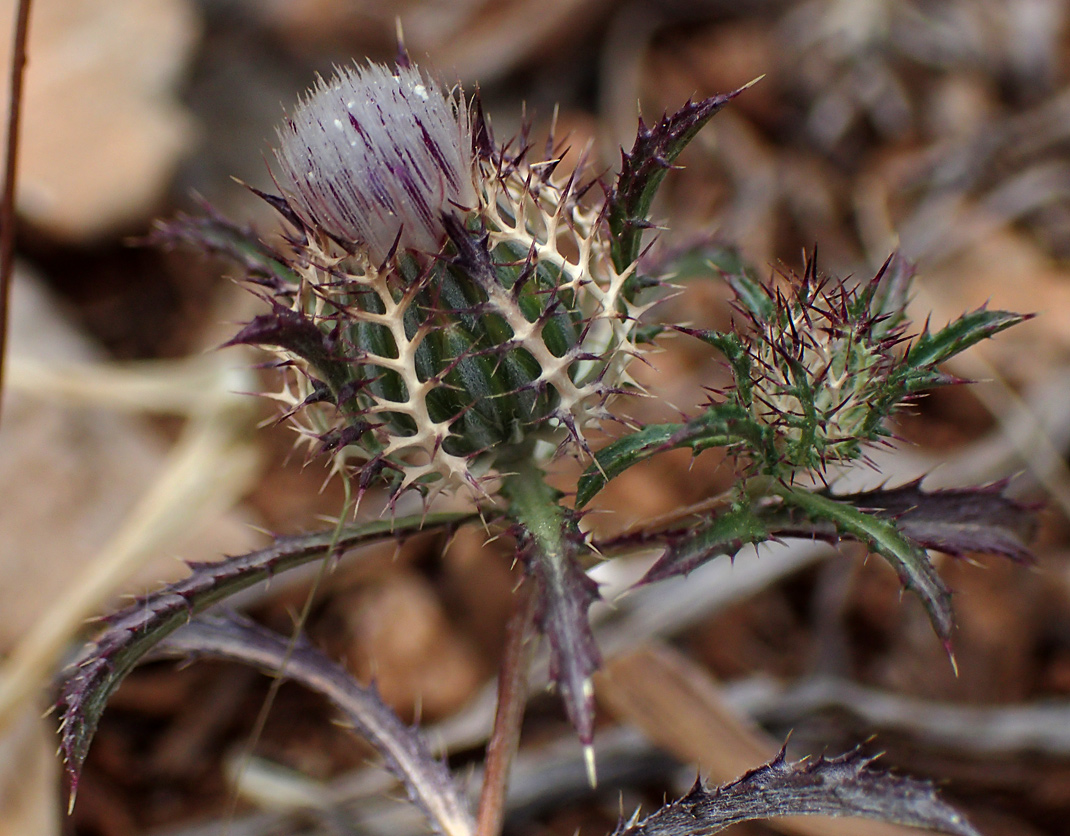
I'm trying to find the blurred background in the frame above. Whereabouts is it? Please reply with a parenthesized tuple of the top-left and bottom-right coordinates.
(3, 1, 1070, 834)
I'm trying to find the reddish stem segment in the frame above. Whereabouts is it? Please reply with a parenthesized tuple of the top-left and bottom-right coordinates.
(0, 0, 32, 428)
(475, 581, 537, 836)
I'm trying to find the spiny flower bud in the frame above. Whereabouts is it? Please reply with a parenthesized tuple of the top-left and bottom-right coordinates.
(274, 63, 477, 263)
(733, 257, 904, 472)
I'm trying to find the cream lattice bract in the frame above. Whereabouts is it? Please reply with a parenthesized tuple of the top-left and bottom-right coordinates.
(248, 62, 649, 500)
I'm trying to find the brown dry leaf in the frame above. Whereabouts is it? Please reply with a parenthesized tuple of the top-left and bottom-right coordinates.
(597, 642, 941, 836)
(0, 0, 199, 240)
(0, 706, 59, 836)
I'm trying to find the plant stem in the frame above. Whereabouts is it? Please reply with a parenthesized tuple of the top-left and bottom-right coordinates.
(500, 454, 601, 785)
(0, 0, 33, 429)
(476, 580, 537, 836)
(500, 453, 569, 555)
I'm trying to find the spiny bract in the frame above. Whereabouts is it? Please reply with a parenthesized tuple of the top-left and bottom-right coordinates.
(238, 61, 651, 501)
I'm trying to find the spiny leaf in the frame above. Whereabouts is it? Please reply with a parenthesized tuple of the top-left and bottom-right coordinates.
(157, 614, 474, 836)
(503, 468, 602, 752)
(722, 265, 775, 323)
(833, 480, 1037, 563)
(611, 747, 980, 836)
(608, 84, 753, 274)
(56, 512, 473, 800)
(767, 481, 1037, 565)
(679, 329, 753, 406)
(637, 506, 771, 585)
(577, 404, 755, 507)
(577, 423, 681, 507)
(522, 528, 602, 749)
(224, 303, 354, 398)
(645, 238, 755, 292)
(148, 205, 298, 289)
(776, 486, 954, 642)
(867, 252, 915, 337)
(896, 308, 1031, 394)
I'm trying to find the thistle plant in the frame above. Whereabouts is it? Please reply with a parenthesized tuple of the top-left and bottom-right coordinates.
(56, 55, 1037, 836)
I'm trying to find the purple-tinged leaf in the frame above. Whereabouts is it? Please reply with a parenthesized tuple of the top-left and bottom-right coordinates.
(608, 84, 753, 274)
(157, 614, 475, 836)
(635, 507, 770, 586)
(55, 512, 474, 800)
(834, 480, 1036, 563)
(776, 486, 955, 643)
(764, 481, 1037, 565)
(519, 524, 602, 751)
(502, 468, 602, 759)
(611, 748, 980, 836)
(225, 303, 358, 402)
(867, 252, 915, 337)
(147, 204, 298, 290)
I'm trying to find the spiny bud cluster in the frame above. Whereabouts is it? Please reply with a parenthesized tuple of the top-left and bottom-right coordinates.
(729, 257, 906, 473)
(239, 61, 647, 500)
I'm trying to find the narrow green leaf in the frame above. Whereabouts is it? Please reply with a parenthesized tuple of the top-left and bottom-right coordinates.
(723, 268, 775, 322)
(577, 423, 682, 507)
(901, 309, 1029, 391)
(777, 486, 954, 642)
(639, 506, 770, 585)
(577, 404, 755, 507)
(684, 330, 753, 406)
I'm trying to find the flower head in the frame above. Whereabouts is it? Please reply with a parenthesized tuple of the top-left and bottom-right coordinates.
(242, 61, 651, 501)
(274, 63, 477, 262)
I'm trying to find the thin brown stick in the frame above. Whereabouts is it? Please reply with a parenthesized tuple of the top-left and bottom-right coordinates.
(475, 580, 537, 836)
(0, 0, 33, 428)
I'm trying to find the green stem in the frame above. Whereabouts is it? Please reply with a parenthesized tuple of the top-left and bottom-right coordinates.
(500, 455, 601, 781)
(500, 455, 570, 556)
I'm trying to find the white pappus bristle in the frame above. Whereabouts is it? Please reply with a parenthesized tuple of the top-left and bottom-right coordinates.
(274, 63, 477, 262)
